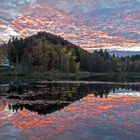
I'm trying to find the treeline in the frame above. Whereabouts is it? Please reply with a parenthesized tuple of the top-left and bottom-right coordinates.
(2, 31, 140, 73)
(82, 50, 140, 73)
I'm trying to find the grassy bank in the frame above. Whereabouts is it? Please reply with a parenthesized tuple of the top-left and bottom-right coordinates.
(0, 68, 92, 80)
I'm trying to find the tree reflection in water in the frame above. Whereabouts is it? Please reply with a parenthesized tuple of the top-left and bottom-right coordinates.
(3, 82, 140, 115)
(0, 82, 140, 140)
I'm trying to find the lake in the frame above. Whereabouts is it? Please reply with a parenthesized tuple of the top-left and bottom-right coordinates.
(0, 79, 140, 140)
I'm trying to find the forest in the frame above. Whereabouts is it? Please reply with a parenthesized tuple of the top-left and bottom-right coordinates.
(0, 32, 140, 74)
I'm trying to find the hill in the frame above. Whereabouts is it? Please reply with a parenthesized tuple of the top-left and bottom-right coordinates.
(1, 31, 140, 74)
(6, 32, 88, 73)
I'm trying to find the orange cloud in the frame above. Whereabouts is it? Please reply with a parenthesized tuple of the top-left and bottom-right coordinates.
(9, 1, 140, 51)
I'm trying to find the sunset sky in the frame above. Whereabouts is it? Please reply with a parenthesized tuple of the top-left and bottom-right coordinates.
(0, 0, 140, 51)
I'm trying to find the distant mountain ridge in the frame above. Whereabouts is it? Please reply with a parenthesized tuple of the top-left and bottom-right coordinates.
(108, 50, 140, 57)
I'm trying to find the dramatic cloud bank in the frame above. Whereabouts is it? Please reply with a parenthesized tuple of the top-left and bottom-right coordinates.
(0, 0, 140, 51)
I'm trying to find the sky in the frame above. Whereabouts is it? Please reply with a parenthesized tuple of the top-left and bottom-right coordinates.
(0, 0, 140, 51)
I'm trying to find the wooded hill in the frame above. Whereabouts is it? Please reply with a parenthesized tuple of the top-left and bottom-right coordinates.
(1, 32, 140, 73)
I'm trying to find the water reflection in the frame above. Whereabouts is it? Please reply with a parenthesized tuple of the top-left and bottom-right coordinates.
(0, 82, 140, 115)
(0, 75, 140, 140)
(0, 94, 140, 140)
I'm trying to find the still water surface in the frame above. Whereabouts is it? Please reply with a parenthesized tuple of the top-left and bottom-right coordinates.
(0, 81, 140, 140)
